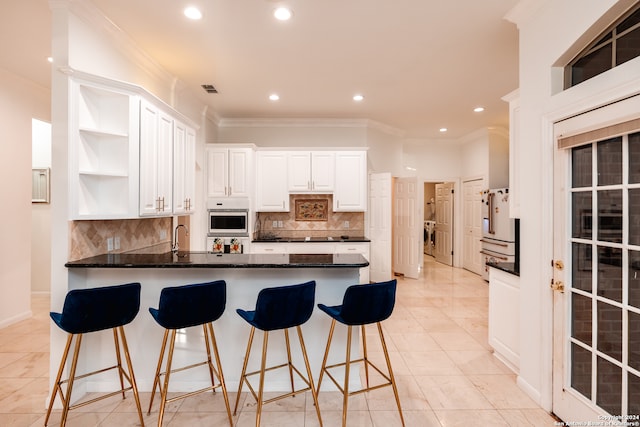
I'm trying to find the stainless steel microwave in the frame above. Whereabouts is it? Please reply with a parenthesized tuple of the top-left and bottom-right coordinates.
(208, 209, 249, 236)
(207, 198, 250, 236)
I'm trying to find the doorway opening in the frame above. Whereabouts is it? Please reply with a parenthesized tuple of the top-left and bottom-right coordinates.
(424, 181, 455, 267)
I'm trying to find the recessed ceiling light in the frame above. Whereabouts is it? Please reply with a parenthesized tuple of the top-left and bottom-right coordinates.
(353, 94, 364, 102)
(47, 57, 53, 63)
(274, 7, 292, 21)
(184, 6, 203, 20)
(439, 128, 448, 133)
(269, 94, 280, 101)
(474, 106, 485, 112)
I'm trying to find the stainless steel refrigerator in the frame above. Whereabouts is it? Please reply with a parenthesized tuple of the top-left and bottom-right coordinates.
(480, 188, 516, 280)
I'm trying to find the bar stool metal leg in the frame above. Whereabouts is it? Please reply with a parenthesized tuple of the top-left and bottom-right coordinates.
(378, 322, 405, 427)
(118, 326, 145, 427)
(147, 329, 170, 414)
(158, 329, 177, 426)
(207, 323, 233, 426)
(361, 324, 370, 388)
(296, 325, 323, 425)
(202, 324, 217, 389)
(256, 330, 269, 427)
(342, 326, 352, 427)
(44, 333, 74, 426)
(317, 319, 337, 393)
(233, 326, 256, 416)
(284, 329, 295, 393)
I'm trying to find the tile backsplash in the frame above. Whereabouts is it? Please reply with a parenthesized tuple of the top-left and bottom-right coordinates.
(256, 194, 364, 238)
(68, 195, 364, 260)
(69, 217, 172, 261)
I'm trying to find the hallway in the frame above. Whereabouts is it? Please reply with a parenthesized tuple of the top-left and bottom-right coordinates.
(0, 257, 557, 426)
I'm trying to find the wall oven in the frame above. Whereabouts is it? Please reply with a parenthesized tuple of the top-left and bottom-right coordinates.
(207, 198, 249, 236)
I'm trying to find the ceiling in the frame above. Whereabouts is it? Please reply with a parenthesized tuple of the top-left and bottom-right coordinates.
(1, 0, 520, 140)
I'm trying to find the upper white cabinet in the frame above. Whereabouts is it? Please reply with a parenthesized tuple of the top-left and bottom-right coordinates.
(69, 80, 140, 219)
(173, 121, 196, 214)
(288, 151, 334, 192)
(68, 73, 198, 219)
(206, 146, 252, 199)
(139, 99, 173, 216)
(334, 151, 367, 211)
(255, 151, 289, 211)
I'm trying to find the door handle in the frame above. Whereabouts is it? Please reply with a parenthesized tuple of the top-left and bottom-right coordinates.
(550, 280, 565, 293)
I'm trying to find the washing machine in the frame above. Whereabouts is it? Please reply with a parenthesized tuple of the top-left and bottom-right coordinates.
(424, 220, 435, 256)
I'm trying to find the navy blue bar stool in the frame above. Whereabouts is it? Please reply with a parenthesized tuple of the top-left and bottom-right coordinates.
(148, 280, 232, 427)
(317, 279, 404, 427)
(44, 282, 144, 427)
(233, 280, 323, 427)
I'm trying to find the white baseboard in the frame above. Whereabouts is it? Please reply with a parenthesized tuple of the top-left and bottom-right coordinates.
(0, 310, 33, 329)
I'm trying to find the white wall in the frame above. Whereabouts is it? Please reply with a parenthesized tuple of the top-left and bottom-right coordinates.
(216, 119, 368, 148)
(366, 127, 404, 175)
(509, 0, 640, 410)
(488, 130, 509, 189)
(0, 68, 50, 326)
(458, 127, 509, 188)
(31, 119, 52, 293)
(403, 139, 462, 180)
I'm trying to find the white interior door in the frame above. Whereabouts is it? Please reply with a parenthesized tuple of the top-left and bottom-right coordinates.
(435, 182, 454, 266)
(393, 177, 422, 279)
(552, 102, 640, 421)
(369, 173, 392, 282)
(462, 178, 484, 275)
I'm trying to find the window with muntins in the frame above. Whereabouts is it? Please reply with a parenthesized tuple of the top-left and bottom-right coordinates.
(565, 4, 640, 89)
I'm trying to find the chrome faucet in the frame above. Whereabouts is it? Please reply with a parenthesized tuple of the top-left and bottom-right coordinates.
(172, 224, 189, 253)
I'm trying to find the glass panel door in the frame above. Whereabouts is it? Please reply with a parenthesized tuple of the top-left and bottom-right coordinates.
(554, 130, 640, 421)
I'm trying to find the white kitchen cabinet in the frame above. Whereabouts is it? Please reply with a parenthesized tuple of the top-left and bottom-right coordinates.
(206, 146, 253, 198)
(69, 80, 140, 219)
(255, 151, 289, 211)
(288, 242, 335, 254)
(173, 120, 196, 214)
(250, 243, 288, 254)
(334, 151, 367, 211)
(335, 242, 370, 283)
(139, 99, 173, 216)
(288, 151, 334, 192)
(488, 267, 520, 373)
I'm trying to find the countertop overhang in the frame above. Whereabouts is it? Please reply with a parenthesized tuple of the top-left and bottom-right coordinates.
(65, 252, 369, 269)
(252, 236, 370, 243)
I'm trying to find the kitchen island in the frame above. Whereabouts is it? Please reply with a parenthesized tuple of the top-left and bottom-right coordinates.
(62, 252, 368, 394)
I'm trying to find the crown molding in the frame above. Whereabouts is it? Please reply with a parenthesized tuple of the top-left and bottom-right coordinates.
(216, 117, 405, 136)
(503, 0, 547, 28)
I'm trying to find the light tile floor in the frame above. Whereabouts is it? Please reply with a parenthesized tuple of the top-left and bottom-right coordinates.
(0, 257, 561, 426)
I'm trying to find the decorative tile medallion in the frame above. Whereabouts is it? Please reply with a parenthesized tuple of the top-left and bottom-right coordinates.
(295, 199, 328, 221)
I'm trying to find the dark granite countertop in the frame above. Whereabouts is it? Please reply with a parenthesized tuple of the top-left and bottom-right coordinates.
(486, 261, 520, 277)
(65, 252, 369, 269)
(252, 236, 370, 243)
